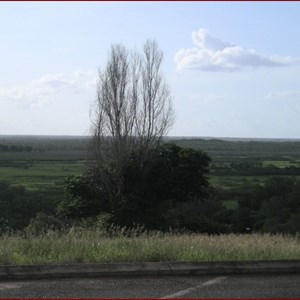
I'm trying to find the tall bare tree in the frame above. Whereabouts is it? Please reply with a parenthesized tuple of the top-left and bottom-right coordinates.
(91, 40, 174, 165)
(90, 40, 174, 210)
(136, 40, 174, 150)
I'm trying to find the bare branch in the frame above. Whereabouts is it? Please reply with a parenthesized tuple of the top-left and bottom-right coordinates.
(90, 40, 174, 207)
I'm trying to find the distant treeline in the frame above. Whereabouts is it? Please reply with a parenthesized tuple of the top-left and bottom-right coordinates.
(1, 136, 300, 160)
(211, 161, 300, 176)
(0, 136, 90, 152)
(0, 144, 33, 152)
(174, 138, 300, 160)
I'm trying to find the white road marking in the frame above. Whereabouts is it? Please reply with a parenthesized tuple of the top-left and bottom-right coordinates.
(0, 283, 22, 290)
(161, 276, 227, 299)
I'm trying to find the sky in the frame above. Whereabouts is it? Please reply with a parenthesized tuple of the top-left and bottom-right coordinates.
(1, 2, 300, 139)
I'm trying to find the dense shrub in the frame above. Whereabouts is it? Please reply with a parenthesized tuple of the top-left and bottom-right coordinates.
(0, 181, 61, 231)
(235, 177, 300, 234)
(59, 143, 216, 232)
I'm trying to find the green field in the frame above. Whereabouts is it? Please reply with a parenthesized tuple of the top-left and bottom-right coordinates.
(1, 135, 300, 216)
(1, 161, 297, 194)
(0, 160, 86, 191)
(210, 175, 266, 189)
(1, 136, 300, 193)
(262, 159, 300, 168)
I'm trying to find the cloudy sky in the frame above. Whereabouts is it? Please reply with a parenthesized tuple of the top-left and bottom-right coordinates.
(1, 2, 300, 138)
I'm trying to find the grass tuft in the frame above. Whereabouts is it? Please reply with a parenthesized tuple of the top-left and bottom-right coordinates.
(0, 228, 299, 265)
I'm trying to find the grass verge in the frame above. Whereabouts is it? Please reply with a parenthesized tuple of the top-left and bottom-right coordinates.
(0, 228, 299, 265)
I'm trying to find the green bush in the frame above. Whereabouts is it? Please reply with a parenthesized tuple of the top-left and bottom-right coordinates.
(57, 173, 106, 219)
(59, 143, 212, 231)
(0, 181, 60, 230)
(235, 177, 300, 234)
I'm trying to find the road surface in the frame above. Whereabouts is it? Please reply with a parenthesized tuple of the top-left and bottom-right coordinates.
(0, 274, 299, 298)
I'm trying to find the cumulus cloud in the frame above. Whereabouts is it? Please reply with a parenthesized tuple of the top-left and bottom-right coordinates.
(0, 71, 97, 108)
(175, 29, 298, 71)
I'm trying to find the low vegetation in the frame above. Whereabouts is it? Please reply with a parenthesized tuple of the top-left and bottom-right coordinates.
(0, 137, 300, 235)
(0, 228, 299, 265)
(0, 136, 300, 269)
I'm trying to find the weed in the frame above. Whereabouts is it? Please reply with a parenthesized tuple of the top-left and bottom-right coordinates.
(0, 229, 299, 265)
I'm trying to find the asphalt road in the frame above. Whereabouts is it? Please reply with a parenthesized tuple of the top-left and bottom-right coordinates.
(0, 274, 299, 298)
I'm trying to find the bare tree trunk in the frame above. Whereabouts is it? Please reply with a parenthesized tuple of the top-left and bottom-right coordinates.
(90, 40, 174, 210)
(137, 40, 174, 152)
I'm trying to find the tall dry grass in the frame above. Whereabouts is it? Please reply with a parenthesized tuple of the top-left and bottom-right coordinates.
(0, 227, 299, 265)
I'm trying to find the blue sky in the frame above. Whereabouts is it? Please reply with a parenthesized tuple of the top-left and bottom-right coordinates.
(1, 2, 300, 138)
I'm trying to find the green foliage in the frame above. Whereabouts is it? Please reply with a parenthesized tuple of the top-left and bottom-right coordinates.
(60, 143, 212, 231)
(0, 181, 61, 231)
(113, 143, 211, 229)
(235, 177, 300, 234)
(168, 198, 231, 233)
(1, 135, 300, 235)
(57, 173, 106, 219)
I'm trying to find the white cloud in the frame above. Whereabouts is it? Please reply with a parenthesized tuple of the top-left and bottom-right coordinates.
(85, 78, 98, 90)
(190, 93, 226, 104)
(175, 29, 298, 72)
(266, 90, 300, 100)
(0, 71, 97, 109)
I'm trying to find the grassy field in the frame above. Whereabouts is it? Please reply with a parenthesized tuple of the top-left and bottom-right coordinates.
(210, 175, 268, 190)
(0, 228, 299, 265)
(262, 159, 300, 168)
(1, 136, 300, 192)
(0, 160, 86, 191)
(1, 160, 299, 192)
(222, 200, 239, 210)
